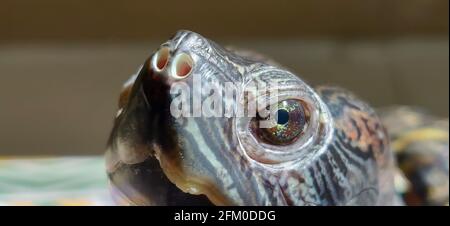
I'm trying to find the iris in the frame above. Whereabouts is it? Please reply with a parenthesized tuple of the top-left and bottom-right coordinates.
(251, 99, 308, 145)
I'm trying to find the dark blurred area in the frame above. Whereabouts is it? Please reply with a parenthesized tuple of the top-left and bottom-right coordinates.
(0, 0, 448, 156)
(1, 0, 449, 41)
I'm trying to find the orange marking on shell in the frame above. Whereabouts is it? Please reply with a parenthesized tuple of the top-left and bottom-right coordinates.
(337, 108, 389, 167)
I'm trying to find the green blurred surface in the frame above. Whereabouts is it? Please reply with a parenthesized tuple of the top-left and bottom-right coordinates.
(0, 156, 113, 205)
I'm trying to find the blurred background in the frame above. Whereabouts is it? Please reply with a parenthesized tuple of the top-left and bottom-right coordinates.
(0, 0, 448, 156)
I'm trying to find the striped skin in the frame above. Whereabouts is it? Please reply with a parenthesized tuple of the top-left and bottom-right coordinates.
(105, 30, 397, 205)
(314, 87, 397, 205)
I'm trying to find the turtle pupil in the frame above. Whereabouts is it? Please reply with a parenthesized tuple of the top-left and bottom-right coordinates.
(276, 109, 289, 125)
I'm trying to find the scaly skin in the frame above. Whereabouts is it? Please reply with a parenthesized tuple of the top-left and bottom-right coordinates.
(105, 30, 446, 206)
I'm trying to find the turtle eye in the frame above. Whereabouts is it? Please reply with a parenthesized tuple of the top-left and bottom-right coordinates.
(250, 99, 309, 145)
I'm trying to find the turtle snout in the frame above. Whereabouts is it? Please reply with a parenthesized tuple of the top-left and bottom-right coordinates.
(150, 44, 194, 83)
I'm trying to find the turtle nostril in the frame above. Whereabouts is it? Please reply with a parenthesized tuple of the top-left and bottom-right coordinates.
(153, 47, 170, 71)
(172, 53, 193, 78)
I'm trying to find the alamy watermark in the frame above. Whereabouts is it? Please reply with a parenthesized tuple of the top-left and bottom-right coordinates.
(169, 73, 280, 128)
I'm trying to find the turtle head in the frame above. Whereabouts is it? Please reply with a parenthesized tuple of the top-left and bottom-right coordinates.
(106, 30, 394, 206)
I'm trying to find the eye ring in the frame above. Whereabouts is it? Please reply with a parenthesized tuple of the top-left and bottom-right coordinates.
(152, 46, 170, 72)
(235, 69, 334, 166)
(170, 52, 194, 79)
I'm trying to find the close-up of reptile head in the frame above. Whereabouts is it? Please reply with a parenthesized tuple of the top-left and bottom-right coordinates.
(105, 30, 397, 206)
(0, 0, 448, 213)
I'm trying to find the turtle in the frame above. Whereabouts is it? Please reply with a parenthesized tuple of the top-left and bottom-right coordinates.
(105, 30, 449, 206)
